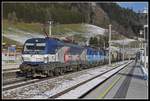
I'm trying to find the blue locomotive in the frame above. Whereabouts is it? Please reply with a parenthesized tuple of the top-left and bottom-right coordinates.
(19, 37, 114, 77)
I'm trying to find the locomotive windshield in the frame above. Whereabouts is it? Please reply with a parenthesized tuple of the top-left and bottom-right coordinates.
(23, 42, 46, 54)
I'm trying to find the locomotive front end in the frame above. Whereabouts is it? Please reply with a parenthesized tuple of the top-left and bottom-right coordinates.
(19, 37, 65, 77)
(20, 38, 49, 76)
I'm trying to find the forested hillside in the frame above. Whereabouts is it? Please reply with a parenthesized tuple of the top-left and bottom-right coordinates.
(3, 3, 145, 38)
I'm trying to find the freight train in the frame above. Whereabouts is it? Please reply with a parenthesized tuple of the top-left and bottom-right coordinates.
(19, 37, 125, 77)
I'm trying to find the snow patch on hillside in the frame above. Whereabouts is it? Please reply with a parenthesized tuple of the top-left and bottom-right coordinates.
(3, 24, 106, 44)
(3, 27, 45, 44)
(111, 38, 136, 45)
(83, 24, 106, 38)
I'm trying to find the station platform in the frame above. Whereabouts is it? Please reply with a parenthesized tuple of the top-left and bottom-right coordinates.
(83, 61, 148, 99)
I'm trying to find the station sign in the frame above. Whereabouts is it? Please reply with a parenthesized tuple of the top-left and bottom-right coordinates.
(7, 45, 16, 61)
(8, 47, 16, 52)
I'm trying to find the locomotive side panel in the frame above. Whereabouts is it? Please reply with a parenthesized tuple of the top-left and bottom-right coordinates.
(56, 46, 70, 63)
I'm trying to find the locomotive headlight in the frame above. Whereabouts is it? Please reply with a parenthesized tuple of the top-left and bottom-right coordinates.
(22, 55, 30, 61)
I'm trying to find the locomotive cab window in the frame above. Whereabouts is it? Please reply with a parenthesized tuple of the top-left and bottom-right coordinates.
(24, 43, 34, 50)
(35, 43, 46, 51)
(23, 42, 46, 53)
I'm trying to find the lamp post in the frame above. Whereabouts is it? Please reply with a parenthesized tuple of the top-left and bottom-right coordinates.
(139, 30, 143, 49)
(144, 25, 147, 68)
(109, 24, 112, 65)
(122, 39, 124, 61)
(128, 43, 130, 61)
(48, 20, 53, 37)
(139, 30, 143, 64)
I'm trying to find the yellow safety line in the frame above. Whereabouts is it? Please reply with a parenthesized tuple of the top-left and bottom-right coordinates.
(97, 76, 122, 99)
(97, 64, 130, 99)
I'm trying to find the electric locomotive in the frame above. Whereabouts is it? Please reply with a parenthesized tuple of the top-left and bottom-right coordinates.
(20, 37, 108, 77)
(20, 37, 86, 77)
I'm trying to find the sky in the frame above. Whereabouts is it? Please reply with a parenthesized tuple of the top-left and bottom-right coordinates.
(117, 2, 148, 13)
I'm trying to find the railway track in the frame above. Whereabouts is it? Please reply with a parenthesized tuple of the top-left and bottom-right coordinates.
(2, 78, 40, 91)
(3, 70, 75, 91)
(2, 67, 88, 92)
(2, 68, 20, 80)
(3, 77, 27, 86)
(3, 68, 19, 72)
(2, 61, 130, 99)
(50, 61, 132, 98)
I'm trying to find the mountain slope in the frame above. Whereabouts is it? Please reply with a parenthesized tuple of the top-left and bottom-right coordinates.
(3, 19, 127, 46)
(3, 3, 144, 38)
